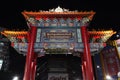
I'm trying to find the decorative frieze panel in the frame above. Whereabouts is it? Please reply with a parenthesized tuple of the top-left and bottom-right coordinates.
(27, 17, 90, 27)
(12, 42, 106, 55)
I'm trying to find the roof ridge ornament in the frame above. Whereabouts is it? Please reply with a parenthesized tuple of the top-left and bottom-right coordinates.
(49, 6, 71, 12)
(55, 6, 63, 12)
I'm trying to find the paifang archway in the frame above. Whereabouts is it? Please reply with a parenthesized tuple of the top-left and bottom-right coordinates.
(1, 7, 115, 80)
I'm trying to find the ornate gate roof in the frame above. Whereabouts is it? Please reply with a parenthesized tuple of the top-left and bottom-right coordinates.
(0, 7, 115, 56)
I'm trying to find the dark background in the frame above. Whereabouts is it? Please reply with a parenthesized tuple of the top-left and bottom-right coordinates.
(0, 0, 120, 31)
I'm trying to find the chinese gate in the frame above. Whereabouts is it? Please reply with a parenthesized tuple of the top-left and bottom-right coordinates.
(1, 7, 115, 80)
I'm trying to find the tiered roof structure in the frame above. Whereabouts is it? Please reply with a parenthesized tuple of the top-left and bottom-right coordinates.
(0, 7, 116, 56)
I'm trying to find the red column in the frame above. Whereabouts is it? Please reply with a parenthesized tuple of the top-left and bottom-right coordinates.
(81, 54, 87, 80)
(23, 26, 37, 80)
(82, 61, 87, 80)
(31, 53, 38, 80)
(81, 26, 94, 80)
(82, 53, 90, 80)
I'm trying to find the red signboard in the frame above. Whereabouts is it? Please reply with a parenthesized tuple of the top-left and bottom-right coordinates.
(101, 46, 120, 76)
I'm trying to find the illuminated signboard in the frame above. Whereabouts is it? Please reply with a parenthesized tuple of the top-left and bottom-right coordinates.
(41, 29, 77, 43)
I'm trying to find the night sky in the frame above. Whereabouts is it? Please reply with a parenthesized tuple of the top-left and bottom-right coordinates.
(0, 0, 120, 30)
(0, 0, 120, 80)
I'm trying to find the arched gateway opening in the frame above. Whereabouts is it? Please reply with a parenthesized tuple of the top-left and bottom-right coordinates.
(1, 7, 115, 80)
(36, 54, 82, 80)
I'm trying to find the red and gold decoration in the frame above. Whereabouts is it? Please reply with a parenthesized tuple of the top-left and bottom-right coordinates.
(100, 45, 120, 80)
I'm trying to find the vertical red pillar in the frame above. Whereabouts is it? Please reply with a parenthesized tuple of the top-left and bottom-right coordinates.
(81, 26, 94, 80)
(82, 61, 86, 80)
(81, 54, 87, 80)
(23, 26, 37, 80)
(31, 53, 38, 80)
